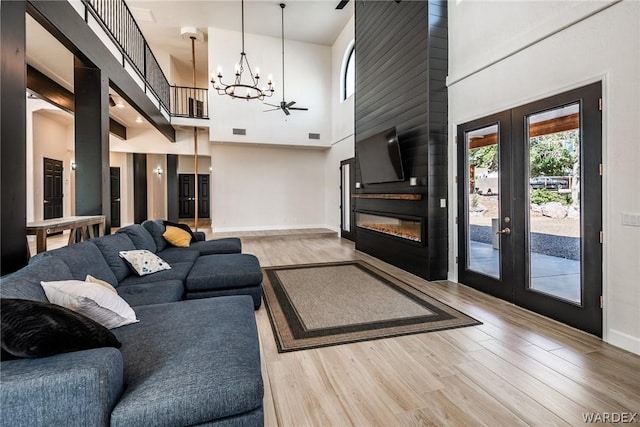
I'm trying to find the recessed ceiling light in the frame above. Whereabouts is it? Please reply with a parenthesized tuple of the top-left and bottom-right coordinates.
(135, 116, 143, 123)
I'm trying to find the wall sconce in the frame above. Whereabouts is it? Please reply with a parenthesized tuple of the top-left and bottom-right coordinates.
(409, 177, 418, 186)
(355, 182, 362, 189)
(154, 166, 163, 176)
(70, 160, 76, 171)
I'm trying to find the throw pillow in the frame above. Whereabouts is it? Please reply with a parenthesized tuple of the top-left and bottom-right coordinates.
(41, 280, 138, 329)
(1, 298, 121, 360)
(162, 221, 197, 243)
(163, 225, 192, 247)
(85, 274, 117, 294)
(119, 250, 171, 276)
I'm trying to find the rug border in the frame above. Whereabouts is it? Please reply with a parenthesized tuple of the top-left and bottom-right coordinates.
(262, 260, 482, 353)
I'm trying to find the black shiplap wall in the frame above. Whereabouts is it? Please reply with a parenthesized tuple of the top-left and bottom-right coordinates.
(355, 0, 448, 280)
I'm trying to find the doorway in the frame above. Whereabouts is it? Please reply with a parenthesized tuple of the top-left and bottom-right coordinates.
(178, 174, 210, 219)
(110, 167, 121, 228)
(43, 157, 63, 220)
(457, 82, 602, 336)
(340, 158, 356, 241)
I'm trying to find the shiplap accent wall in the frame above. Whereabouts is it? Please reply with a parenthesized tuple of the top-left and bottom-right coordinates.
(354, 0, 448, 280)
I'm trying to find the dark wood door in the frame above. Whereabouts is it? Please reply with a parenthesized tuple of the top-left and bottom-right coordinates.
(110, 167, 121, 227)
(178, 174, 195, 218)
(198, 174, 210, 218)
(43, 157, 63, 220)
(179, 174, 210, 219)
(340, 158, 356, 241)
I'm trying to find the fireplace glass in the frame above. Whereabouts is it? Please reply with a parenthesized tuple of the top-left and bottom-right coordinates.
(356, 212, 422, 243)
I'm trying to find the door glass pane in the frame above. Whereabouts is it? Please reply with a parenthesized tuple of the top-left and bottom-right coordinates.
(527, 103, 581, 304)
(342, 164, 350, 232)
(466, 124, 500, 278)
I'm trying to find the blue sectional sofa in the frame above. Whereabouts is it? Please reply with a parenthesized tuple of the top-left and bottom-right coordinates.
(0, 220, 265, 426)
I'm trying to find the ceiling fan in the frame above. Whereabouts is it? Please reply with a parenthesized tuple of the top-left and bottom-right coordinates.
(264, 3, 308, 116)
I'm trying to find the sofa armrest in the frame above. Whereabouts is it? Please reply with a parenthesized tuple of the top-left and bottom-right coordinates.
(1, 348, 123, 427)
(192, 231, 206, 242)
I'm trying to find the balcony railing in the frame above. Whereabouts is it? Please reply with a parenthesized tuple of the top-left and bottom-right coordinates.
(171, 86, 209, 119)
(83, 0, 171, 112)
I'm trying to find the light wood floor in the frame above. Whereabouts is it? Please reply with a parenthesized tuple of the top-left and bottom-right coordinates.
(241, 235, 640, 427)
(35, 231, 640, 426)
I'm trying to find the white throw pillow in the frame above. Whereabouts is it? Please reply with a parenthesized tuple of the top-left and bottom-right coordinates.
(119, 250, 171, 276)
(41, 279, 138, 329)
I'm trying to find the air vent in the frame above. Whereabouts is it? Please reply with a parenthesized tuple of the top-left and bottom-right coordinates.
(232, 128, 246, 136)
(308, 133, 320, 140)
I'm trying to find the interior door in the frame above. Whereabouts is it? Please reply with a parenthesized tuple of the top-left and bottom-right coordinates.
(340, 158, 356, 241)
(457, 82, 602, 336)
(178, 174, 195, 218)
(110, 167, 121, 228)
(197, 174, 210, 218)
(43, 157, 63, 220)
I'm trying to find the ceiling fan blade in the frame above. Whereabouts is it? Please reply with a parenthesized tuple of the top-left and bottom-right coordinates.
(263, 108, 281, 112)
(285, 101, 296, 108)
(336, 0, 349, 10)
(289, 107, 309, 111)
(263, 103, 280, 108)
(283, 108, 291, 116)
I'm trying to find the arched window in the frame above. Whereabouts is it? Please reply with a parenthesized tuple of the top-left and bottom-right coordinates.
(342, 41, 355, 101)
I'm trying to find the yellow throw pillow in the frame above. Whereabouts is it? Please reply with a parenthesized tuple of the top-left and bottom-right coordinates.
(163, 225, 192, 247)
(85, 274, 117, 294)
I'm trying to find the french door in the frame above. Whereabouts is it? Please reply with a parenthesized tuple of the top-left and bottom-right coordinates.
(457, 82, 602, 336)
(43, 157, 63, 220)
(178, 174, 210, 219)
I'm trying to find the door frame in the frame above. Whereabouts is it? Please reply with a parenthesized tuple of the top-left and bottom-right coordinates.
(456, 82, 603, 337)
(340, 158, 356, 241)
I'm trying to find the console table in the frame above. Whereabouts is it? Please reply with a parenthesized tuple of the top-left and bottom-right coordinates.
(26, 215, 105, 254)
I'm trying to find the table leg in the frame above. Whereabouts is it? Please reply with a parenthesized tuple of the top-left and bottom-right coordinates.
(88, 225, 96, 239)
(36, 231, 47, 253)
(68, 229, 76, 245)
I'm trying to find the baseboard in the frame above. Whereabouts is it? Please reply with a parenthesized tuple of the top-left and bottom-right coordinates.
(607, 329, 640, 355)
(212, 224, 330, 233)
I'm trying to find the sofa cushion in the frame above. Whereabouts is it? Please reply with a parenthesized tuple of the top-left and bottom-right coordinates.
(41, 280, 138, 329)
(117, 224, 157, 253)
(91, 234, 136, 282)
(110, 296, 263, 427)
(117, 281, 184, 307)
(119, 250, 171, 276)
(118, 262, 193, 287)
(46, 241, 119, 287)
(162, 225, 192, 247)
(162, 220, 197, 243)
(190, 237, 242, 255)
(156, 247, 200, 264)
(0, 254, 71, 302)
(1, 298, 121, 359)
(186, 254, 262, 292)
(142, 220, 168, 252)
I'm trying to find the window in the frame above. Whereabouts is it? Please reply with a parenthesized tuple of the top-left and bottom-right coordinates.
(342, 42, 355, 101)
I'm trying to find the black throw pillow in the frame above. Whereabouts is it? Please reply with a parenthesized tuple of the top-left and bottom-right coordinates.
(162, 220, 197, 243)
(1, 299, 121, 360)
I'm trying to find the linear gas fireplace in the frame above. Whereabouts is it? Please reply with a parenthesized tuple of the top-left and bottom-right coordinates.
(356, 211, 423, 244)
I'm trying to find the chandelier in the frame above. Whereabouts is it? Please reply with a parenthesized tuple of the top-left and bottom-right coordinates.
(210, 0, 274, 101)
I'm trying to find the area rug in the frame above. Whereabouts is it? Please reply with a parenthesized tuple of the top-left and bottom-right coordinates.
(262, 260, 481, 353)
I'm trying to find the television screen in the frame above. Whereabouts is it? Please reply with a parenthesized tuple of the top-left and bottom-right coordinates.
(356, 127, 405, 184)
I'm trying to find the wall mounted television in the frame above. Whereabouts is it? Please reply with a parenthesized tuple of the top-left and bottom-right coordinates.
(356, 127, 405, 184)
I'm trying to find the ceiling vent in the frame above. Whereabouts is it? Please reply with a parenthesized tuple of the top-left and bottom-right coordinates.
(233, 128, 246, 136)
(308, 133, 320, 140)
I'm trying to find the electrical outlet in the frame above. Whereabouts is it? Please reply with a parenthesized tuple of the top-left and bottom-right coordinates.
(622, 212, 640, 226)
(440, 199, 447, 208)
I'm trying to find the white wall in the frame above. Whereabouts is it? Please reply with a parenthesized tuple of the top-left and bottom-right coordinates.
(211, 143, 326, 232)
(208, 28, 332, 148)
(109, 151, 134, 226)
(448, 0, 640, 354)
(110, 127, 210, 156)
(29, 108, 75, 222)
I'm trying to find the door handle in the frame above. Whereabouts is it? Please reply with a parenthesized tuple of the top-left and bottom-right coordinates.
(43, 200, 49, 204)
(114, 198, 121, 202)
(496, 227, 511, 235)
